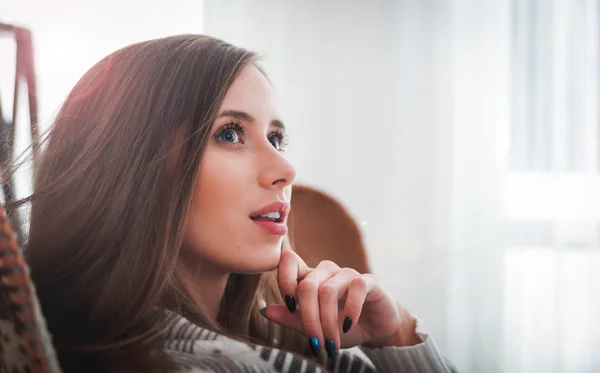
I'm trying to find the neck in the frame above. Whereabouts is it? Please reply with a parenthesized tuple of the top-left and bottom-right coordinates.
(179, 259, 230, 320)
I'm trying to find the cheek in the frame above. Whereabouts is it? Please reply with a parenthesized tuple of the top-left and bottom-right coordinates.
(182, 148, 281, 271)
(181, 146, 285, 273)
(190, 148, 252, 237)
(197, 151, 250, 206)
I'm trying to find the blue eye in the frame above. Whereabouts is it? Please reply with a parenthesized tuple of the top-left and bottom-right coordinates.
(215, 121, 245, 145)
(268, 130, 288, 151)
(269, 136, 280, 150)
(219, 129, 240, 143)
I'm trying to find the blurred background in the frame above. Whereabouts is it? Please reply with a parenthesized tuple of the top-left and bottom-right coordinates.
(2, 0, 600, 372)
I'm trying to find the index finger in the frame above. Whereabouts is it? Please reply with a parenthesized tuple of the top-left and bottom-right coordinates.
(277, 248, 310, 313)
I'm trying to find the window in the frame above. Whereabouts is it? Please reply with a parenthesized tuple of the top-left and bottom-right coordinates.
(505, 0, 599, 223)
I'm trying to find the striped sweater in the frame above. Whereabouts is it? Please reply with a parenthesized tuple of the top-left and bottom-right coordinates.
(165, 314, 458, 373)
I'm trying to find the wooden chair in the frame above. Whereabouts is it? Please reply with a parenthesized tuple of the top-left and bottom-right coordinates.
(0, 206, 62, 373)
(288, 185, 371, 274)
(1, 22, 59, 373)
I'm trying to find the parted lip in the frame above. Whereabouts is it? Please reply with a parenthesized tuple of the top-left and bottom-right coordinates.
(249, 201, 290, 222)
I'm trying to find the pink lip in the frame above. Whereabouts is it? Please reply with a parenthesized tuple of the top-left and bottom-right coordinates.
(249, 201, 290, 222)
(249, 201, 290, 236)
(251, 220, 288, 235)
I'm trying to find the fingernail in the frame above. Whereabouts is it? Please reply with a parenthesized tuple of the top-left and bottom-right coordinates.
(343, 317, 352, 333)
(259, 307, 267, 319)
(285, 295, 296, 313)
(309, 337, 321, 358)
(325, 340, 336, 359)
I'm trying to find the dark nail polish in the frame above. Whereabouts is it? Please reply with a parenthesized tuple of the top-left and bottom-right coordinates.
(343, 317, 352, 333)
(285, 295, 296, 313)
(259, 307, 267, 318)
(325, 340, 336, 359)
(309, 337, 321, 358)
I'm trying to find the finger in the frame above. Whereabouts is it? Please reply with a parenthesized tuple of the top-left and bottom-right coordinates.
(277, 249, 310, 313)
(260, 304, 304, 331)
(342, 274, 377, 334)
(297, 260, 340, 358)
(318, 268, 360, 358)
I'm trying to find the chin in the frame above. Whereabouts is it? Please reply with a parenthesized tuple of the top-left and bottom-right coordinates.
(236, 242, 282, 273)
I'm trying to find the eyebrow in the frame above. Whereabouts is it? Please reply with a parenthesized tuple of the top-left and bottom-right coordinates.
(218, 109, 285, 130)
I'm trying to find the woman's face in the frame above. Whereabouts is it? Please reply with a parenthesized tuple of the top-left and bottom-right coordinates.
(182, 65, 296, 274)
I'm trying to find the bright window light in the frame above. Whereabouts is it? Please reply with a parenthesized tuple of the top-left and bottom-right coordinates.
(503, 172, 600, 222)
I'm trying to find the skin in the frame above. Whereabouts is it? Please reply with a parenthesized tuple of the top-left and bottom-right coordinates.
(181, 65, 421, 358)
(180, 64, 295, 318)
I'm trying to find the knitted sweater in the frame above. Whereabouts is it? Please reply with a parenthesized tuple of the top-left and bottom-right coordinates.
(165, 314, 458, 373)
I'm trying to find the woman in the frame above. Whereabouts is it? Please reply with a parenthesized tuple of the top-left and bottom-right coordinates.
(12, 35, 456, 372)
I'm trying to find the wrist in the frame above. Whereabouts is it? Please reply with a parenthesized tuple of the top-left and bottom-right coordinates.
(363, 306, 422, 348)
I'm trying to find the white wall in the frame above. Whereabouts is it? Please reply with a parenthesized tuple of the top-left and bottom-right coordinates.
(0, 0, 205, 203)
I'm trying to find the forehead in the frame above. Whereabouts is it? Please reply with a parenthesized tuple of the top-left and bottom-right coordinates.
(219, 65, 280, 119)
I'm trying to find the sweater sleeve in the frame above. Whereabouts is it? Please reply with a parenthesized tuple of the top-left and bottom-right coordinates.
(325, 332, 457, 373)
(326, 317, 458, 373)
(357, 331, 458, 373)
(165, 313, 458, 373)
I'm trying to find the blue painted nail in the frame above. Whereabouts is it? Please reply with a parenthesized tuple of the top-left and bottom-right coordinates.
(285, 295, 297, 313)
(309, 337, 321, 358)
(325, 340, 336, 359)
(343, 317, 352, 333)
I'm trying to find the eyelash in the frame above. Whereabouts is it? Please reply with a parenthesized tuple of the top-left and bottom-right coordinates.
(214, 121, 289, 151)
(216, 121, 246, 138)
(269, 128, 289, 151)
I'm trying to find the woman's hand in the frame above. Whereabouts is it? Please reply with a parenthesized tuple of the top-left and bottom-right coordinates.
(260, 249, 423, 359)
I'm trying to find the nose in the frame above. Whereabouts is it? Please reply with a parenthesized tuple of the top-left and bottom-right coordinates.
(257, 147, 296, 190)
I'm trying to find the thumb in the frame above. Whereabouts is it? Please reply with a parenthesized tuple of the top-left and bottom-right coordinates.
(260, 304, 304, 334)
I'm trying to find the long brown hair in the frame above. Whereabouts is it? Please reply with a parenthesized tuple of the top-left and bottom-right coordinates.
(5, 34, 306, 372)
